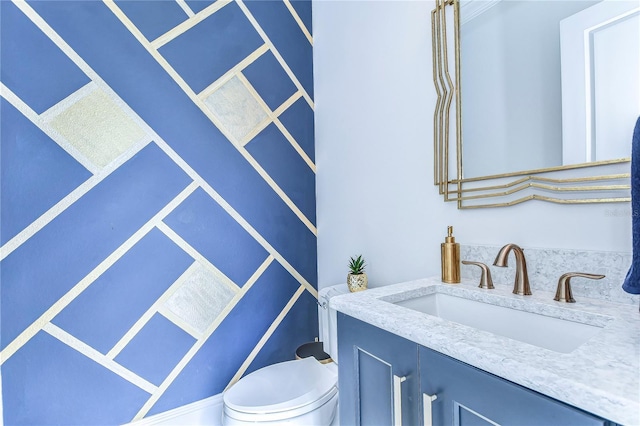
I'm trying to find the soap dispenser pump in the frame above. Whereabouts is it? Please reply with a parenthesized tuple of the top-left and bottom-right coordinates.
(441, 226, 460, 283)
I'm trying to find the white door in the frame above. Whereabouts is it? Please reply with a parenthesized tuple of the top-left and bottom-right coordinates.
(560, 1, 640, 165)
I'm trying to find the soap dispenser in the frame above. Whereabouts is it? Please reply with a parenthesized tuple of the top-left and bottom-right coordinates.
(441, 226, 460, 283)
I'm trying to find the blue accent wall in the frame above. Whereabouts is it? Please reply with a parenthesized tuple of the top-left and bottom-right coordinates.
(0, 1, 315, 424)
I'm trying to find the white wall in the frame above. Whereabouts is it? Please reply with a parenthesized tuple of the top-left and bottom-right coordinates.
(313, 0, 632, 290)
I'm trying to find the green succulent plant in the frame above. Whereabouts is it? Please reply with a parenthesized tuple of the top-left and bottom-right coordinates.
(348, 255, 366, 275)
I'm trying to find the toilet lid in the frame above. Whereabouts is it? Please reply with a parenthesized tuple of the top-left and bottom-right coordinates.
(223, 357, 338, 415)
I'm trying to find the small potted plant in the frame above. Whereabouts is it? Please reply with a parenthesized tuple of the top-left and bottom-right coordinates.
(347, 255, 368, 292)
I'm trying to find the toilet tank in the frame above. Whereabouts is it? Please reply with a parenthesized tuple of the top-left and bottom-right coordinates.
(318, 284, 350, 364)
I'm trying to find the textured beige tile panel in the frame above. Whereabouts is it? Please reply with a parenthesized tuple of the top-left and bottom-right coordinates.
(164, 262, 237, 334)
(204, 76, 268, 142)
(49, 89, 146, 168)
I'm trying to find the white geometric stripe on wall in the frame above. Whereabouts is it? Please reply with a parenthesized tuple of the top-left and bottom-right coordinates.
(203, 75, 269, 144)
(175, 0, 196, 19)
(283, 0, 312, 44)
(43, 322, 158, 394)
(149, 1, 233, 51)
(162, 262, 238, 336)
(224, 283, 306, 392)
(47, 87, 148, 169)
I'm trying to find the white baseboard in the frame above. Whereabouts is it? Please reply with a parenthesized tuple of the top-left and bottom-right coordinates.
(125, 394, 224, 426)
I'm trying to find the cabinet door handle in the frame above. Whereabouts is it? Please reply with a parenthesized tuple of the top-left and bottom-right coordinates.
(423, 392, 438, 426)
(393, 375, 407, 425)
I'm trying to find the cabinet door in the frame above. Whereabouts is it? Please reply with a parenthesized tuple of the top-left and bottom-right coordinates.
(338, 313, 419, 425)
(419, 346, 609, 426)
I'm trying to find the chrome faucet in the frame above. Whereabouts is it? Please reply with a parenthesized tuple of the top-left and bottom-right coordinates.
(493, 244, 532, 295)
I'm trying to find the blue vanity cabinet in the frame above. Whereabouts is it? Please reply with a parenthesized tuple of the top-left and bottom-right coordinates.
(337, 312, 420, 425)
(419, 346, 610, 426)
(337, 313, 614, 426)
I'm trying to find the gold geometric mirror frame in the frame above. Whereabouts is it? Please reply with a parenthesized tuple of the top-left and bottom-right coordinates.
(432, 0, 632, 209)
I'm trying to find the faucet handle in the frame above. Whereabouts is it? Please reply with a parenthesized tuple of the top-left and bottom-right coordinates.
(554, 272, 605, 303)
(462, 261, 495, 289)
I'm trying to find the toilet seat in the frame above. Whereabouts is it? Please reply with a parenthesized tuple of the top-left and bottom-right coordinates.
(223, 357, 338, 422)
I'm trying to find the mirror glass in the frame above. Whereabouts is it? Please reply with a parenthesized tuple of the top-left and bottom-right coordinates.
(459, 0, 639, 179)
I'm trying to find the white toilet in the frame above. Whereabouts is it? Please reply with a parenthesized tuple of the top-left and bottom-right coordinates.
(222, 284, 348, 426)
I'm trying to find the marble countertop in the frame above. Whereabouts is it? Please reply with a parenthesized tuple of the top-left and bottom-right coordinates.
(330, 277, 640, 425)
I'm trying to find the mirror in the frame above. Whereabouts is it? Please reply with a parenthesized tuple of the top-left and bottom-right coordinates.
(432, 0, 637, 208)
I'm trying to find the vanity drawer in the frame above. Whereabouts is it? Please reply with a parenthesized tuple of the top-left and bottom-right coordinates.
(420, 347, 611, 426)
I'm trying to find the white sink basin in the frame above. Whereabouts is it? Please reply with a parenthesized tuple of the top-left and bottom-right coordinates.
(393, 292, 606, 353)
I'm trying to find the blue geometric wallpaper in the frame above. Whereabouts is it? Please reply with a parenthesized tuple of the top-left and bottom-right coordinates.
(0, 0, 316, 424)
